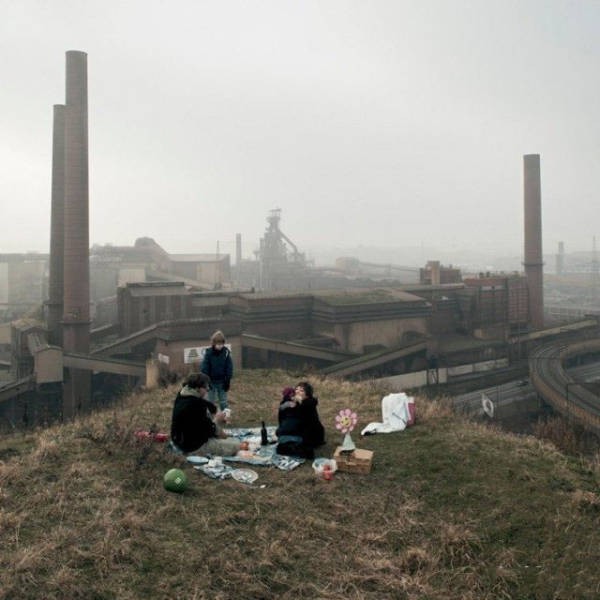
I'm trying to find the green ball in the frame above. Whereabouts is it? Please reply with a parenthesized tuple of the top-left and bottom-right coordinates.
(163, 468, 187, 493)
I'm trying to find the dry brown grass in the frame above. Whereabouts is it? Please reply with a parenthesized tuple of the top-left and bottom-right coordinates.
(0, 370, 599, 599)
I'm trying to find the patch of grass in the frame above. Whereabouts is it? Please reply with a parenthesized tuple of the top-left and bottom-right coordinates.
(0, 370, 599, 599)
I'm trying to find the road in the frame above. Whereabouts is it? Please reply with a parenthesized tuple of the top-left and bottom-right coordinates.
(453, 359, 600, 417)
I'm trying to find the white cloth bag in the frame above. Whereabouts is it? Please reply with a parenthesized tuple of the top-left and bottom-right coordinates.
(360, 392, 415, 435)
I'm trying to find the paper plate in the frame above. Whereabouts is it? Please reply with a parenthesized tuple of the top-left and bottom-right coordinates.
(231, 469, 258, 484)
(186, 456, 209, 465)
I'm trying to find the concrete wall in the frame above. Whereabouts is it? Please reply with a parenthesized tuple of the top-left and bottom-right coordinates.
(196, 261, 230, 286)
(379, 369, 448, 389)
(244, 317, 313, 340)
(447, 358, 509, 377)
(34, 347, 64, 384)
(377, 357, 510, 391)
(170, 258, 231, 287)
(118, 268, 146, 287)
(331, 317, 427, 354)
(154, 335, 242, 375)
(0, 323, 10, 344)
(428, 299, 460, 334)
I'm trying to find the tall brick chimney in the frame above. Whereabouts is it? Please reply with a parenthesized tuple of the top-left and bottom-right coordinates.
(62, 50, 91, 416)
(523, 154, 544, 329)
(47, 104, 65, 346)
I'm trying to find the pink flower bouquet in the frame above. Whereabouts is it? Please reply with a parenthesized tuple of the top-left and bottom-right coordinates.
(335, 408, 358, 434)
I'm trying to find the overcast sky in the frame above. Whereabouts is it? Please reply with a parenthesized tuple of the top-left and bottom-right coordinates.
(1, 0, 599, 263)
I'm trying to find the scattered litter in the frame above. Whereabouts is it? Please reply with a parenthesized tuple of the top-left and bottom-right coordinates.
(481, 393, 495, 418)
(270, 452, 305, 471)
(231, 469, 258, 485)
(222, 443, 305, 471)
(135, 430, 169, 442)
(195, 463, 235, 480)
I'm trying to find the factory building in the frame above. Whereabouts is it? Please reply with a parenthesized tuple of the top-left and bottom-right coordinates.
(91, 237, 231, 301)
(0, 254, 48, 320)
(419, 261, 462, 285)
(459, 275, 529, 339)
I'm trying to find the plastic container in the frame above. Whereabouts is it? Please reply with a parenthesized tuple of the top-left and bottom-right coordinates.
(312, 458, 338, 480)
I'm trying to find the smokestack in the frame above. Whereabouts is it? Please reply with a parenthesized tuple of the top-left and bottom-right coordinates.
(523, 154, 544, 329)
(47, 104, 65, 346)
(235, 233, 242, 265)
(556, 241, 565, 276)
(62, 50, 90, 416)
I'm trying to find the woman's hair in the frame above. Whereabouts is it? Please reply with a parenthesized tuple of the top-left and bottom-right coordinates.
(295, 381, 314, 398)
(210, 330, 226, 345)
(185, 372, 211, 390)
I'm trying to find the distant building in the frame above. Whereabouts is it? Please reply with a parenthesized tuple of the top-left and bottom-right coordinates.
(169, 254, 231, 288)
(90, 237, 231, 302)
(117, 282, 234, 336)
(419, 260, 462, 285)
(0, 254, 48, 320)
(459, 274, 529, 338)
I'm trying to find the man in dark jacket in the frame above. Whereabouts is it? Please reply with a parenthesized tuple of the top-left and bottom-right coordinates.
(201, 330, 233, 410)
(170, 372, 240, 455)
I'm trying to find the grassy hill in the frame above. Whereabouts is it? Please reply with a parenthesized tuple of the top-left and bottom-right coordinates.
(1, 370, 599, 599)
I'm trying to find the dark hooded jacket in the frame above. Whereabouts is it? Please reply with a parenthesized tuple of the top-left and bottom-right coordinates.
(201, 346, 233, 385)
(170, 385, 217, 453)
(276, 395, 325, 458)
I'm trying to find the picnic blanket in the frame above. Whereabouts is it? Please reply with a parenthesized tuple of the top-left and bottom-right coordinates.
(190, 427, 305, 473)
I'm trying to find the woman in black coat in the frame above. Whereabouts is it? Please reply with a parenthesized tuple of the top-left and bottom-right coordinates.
(276, 381, 325, 459)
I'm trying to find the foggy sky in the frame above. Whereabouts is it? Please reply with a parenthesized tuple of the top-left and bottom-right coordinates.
(1, 0, 599, 263)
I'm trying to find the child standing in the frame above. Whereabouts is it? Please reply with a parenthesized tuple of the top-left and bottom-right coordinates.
(201, 330, 233, 410)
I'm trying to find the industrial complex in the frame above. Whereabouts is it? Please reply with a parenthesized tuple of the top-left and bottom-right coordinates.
(1, 51, 599, 435)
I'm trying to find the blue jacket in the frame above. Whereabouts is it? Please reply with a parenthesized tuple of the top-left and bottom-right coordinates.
(201, 346, 233, 384)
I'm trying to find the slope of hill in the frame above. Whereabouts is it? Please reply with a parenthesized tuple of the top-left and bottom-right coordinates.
(1, 370, 599, 599)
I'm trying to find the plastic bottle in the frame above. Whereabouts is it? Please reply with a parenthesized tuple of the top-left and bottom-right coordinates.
(260, 420, 268, 445)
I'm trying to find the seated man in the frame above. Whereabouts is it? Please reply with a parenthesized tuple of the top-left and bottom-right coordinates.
(170, 372, 240, 456)
(276, 381, 325, 459)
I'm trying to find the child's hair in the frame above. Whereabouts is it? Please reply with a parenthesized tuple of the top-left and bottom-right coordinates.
(210, 330, 226, 344)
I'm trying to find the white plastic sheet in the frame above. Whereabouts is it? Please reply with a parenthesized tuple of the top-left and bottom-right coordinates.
(360, 392, 415, 435)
